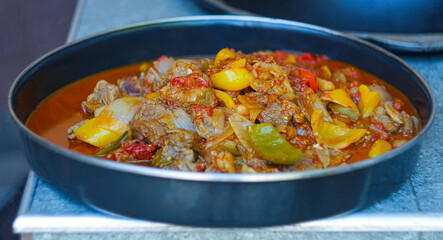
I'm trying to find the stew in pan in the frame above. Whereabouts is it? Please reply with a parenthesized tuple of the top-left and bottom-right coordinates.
(26, 49, 421, 173)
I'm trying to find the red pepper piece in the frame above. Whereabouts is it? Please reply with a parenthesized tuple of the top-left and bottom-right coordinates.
(393, 101, 402, 111)
(273, 50, 289, 59)
(299, 69, 318, 93)
(121, 140, 157, 160)
(302, 53, 316, 63)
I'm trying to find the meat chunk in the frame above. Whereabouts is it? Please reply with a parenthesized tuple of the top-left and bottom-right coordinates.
(159, 72, 217, 109)
(191, 106, 226, 139)
(258, 100, 300, 126)
(159, 84, 217, 109)
(130, 119, 167, 146)
(244, 92, 269, 105)
(166, 128, 196, 150)
(152, 129, 202, 171)
(166, 59, 203, 80)
(369, 123, 389, 140)
(205, 149, 236, 173)
(82, 80, 121, 113)
(131, 99, 170, 122)
(369, 84, 392, 104)
(250, 62, 295, 100)
(392, 139, 407, 148)
(384, 104, 403, 124)
(158, 59, 217, 109)
(117, 57, 174, 96)
(401, 111, 413, 136)
(118, 76, 144, 96)
(373, 105, 399, 133)
(144, 56, 174, 92)
(67, 120, 87, 140)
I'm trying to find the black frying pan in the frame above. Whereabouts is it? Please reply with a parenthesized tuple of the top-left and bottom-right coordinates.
(198, 0, 443, 52)
(9, 16, 435, 227)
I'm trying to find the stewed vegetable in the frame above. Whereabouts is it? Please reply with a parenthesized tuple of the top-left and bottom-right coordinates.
(26, 48, 421, 173)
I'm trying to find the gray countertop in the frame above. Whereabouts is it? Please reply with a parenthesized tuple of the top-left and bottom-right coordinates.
(13, 0, 443, 239)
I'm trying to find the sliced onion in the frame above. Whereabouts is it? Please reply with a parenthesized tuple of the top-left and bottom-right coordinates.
(220, 140, 241, 156)
(411, 116, 420, 133)
(297, 93, 332, 122)
(249, 108, 263, 122)
(238, 95, 265, 109)
(96, 96, 144, 133)
(212, 108, 226, 135)
(204, 127, 234, 151)
(228, 113, 254, 153)
(154, 56, 174, 75)
(313, 144, 330, 168)
(164, 108, 196, 132)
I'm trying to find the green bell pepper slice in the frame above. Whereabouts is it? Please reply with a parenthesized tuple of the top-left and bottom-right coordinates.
(246, 123, 303, 165)
(328, 102, 360, 121)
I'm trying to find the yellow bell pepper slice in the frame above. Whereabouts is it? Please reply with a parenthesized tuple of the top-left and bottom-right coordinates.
(284, 55, 296, 64)
(144, 92, 159, 103)
(226, 58, 246, 69)
(311, 109, 366, 149)
(368, 139, 393, 157)
(214, 48, 237, 66)
(93, 112, 130, 135)
(214, 89, 235, 108)
(317, 78, 335, 91)
(321, 89, 358, 110)
(358, 84, 381, 118)
(74, 118, 121, 148)
(211, 68, 251, 91)
(74, 96, 143, 147)
(328, 102, 360, 120)
(321, 65, 332, 79)
(333, 119, 347, 127)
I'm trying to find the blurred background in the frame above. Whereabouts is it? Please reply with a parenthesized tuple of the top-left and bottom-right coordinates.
(0, 0, 76, 239)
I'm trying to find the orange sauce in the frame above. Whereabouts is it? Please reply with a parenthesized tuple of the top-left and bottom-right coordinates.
(26, 62, 149, 155)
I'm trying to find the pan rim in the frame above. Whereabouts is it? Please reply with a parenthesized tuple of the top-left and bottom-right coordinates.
(8, 15, 436, 183)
